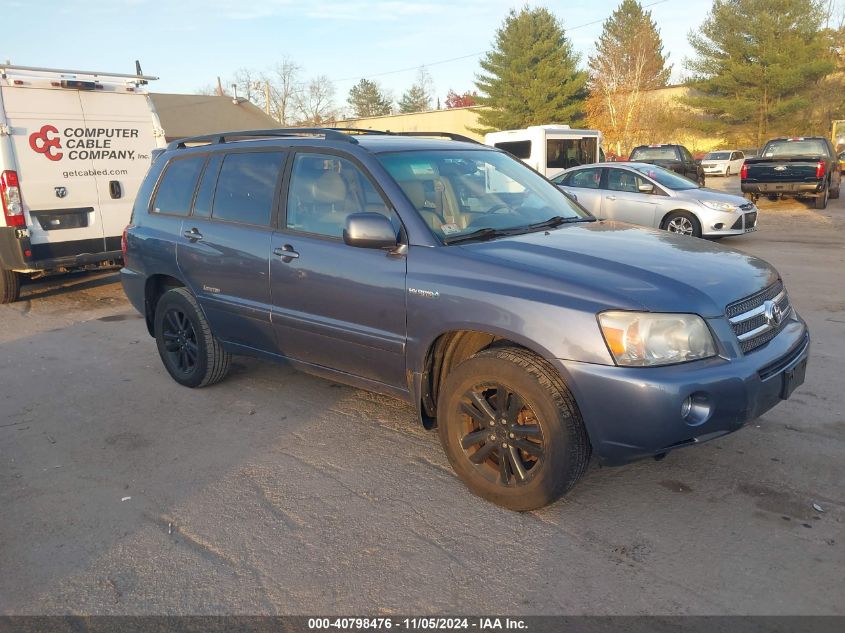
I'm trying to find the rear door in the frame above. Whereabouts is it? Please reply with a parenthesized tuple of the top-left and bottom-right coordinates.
(177, 150, 284, 353)
(77, 90, 160, 249)
(1, 85, 104, 259)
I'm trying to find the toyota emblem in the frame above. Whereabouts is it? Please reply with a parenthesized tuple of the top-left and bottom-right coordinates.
(763, 299, 783, 327)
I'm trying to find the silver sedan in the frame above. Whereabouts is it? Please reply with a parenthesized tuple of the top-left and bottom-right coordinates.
(552, 162, 758, 238)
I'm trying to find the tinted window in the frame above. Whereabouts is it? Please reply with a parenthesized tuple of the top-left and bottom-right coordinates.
(212, 152, 284, 225)
(607, 168, 649, 193)
(494, 141, 531, 159)
(680, 147, 694, 162)
(287, 153, 397, 238)
(192, 154, 223, 217)
(547, 139, 597, 169)
(630, 146, 678, 161)
(152, 156, 204, 215)
(762, 139, 828, 158)
(568, 168, 603, 189)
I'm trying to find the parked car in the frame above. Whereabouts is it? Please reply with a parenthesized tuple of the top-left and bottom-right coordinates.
(701, 150, 746, 177)
(552, 162, 758, 238)
(628, 144, 705, 186)
(741, 137, 841, 209)
(122, 129, 809, 511)
(0, 64, 166, 304)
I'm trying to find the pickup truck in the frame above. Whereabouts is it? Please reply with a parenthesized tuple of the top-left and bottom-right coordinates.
(741, 137, 841, 209)
(628, 144, 705, 186)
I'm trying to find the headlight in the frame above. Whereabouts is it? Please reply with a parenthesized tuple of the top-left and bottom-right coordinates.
(598, 312, 717, 367)
(699, 199, 740, 213)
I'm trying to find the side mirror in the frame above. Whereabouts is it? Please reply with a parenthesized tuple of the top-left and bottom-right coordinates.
(638, 182, 654, 193)
(343, 212, 398, 249)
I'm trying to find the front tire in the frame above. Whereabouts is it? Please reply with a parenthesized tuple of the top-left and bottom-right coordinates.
(437, 346, 590, 511)
(0, 269, 21, 304)
(664, 211, 702, 238)
(154, 287, 231, 388)
(725, 167, 731, 177)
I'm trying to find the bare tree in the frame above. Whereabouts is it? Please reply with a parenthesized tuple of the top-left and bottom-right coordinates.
(266, 59, 303, 126)
(296, 75, 337, 125)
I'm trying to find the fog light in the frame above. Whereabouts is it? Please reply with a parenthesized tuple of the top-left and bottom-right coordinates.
(713, 223, 724, 230)
(681, 392, 712, 426)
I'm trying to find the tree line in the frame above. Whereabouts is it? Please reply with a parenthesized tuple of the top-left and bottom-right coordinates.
(199, 0, 845, 150)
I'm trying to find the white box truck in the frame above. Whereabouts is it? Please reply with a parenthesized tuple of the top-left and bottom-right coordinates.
(0, 64, 166, 303)
(484, 125, 604, 180)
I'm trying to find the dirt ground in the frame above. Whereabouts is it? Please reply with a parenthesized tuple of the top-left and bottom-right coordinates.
(1, 178, 843, 615)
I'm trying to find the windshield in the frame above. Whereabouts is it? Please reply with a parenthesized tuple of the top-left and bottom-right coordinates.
(762, 139, 827, 158)
(704, 152, 730, 160)
(377, 149, 590, 243)
(630, 146, 677, 161)
(628, 164, 699, 190)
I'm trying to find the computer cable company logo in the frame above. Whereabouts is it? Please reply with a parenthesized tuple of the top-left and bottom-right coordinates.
(29, 124, 64, 162)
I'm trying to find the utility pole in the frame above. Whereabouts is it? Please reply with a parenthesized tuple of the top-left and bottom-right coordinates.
(265, 80, 271, 116)
(216, 76, 224, 96)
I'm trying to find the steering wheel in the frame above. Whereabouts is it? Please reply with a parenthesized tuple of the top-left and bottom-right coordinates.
(485, 203, 511, 214)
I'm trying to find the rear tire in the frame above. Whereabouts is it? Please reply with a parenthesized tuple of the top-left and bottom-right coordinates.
(0, 269, 21, 304)
(698, 174, 706, 187)
(815, 185, 829, 209)
(154, 287, 231, 388)
(437, 346, 591, 511)
(663, 211, 702, 238)
(830, 186, 839, 200)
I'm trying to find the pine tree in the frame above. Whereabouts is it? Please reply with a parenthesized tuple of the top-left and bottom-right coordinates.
(684, 0, 835, 146)
(586, 0, 671, 154)
(474, 7, 587, 131)
(347, 79, 392, 118)
(399, 68, 433, 113)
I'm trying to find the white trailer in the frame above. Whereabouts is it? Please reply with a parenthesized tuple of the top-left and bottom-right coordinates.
(485, 125, 604, 180)
(0, 64, 166, 302)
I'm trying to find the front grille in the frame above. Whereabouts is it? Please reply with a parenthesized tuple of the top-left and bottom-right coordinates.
(726, 281, 792, 353)
(731, 210, 757, 230)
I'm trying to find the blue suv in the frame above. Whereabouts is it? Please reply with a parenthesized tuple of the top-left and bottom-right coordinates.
(121, 129, 809, 510)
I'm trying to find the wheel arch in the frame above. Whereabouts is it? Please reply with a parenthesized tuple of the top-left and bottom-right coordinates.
(415, 327, 569, 430)
(143, 274, 185, 336)
(660, 208, 700, 230)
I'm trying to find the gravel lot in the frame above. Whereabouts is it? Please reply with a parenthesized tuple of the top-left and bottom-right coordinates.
(1, 178, 843, 615)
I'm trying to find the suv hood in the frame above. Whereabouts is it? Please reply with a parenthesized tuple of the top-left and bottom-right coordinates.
(459, 221, 777, 317)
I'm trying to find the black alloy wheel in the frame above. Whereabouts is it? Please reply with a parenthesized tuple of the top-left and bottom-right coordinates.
(161, 307, 199, 376)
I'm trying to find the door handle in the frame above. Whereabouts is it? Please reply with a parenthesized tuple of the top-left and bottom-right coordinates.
(273, 245, 300, 262)
(183, 228, 203, 242)
(606, 195, 617, 201)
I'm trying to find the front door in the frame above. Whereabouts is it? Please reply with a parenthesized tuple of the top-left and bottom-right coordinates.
(601, 167, 660, 227)
(177, 150, 285, 353)
(269, 151, 407, 388)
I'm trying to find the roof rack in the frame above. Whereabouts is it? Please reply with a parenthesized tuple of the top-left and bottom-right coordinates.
(167, 128, 360, 150)
(391, 131, 481, 145)
(0, 63, 158, 82)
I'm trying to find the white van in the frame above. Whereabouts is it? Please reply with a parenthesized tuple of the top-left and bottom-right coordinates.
(0, 64, 166, 303)
(484, 125, 604, 180)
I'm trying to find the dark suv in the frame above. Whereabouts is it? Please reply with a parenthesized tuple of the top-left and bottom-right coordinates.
(628, 144, 705, 186)
(122, 128, 809, 510)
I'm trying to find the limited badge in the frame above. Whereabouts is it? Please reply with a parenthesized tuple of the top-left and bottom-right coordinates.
(441, 223, 460, 235)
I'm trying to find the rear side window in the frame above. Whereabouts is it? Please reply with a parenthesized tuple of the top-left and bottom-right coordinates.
(192, 154, 223, 218)
(152, 156, 205, 215)
(212, 152, 285, 226)
(494, 141, 532, 159)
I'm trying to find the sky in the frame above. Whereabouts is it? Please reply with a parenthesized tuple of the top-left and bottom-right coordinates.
(1, 0, 714, 109)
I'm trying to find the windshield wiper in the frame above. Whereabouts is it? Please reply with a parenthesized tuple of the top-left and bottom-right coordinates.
(525, 215, 594, 230)
(443, 227, 512, 245)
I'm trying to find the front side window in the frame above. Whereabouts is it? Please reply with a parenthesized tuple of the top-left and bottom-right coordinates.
(546, 138, 598, 169)
(152, 156, 205, 215)
(378, 149, 590, 242)
(286, 153, 398, 238)
(607, 168, 648, 193)
(212, 152, 284, 226)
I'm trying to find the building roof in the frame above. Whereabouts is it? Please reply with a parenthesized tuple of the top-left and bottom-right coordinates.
(149, 93, 278, 142)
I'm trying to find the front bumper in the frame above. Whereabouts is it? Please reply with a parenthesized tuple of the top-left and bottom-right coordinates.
(555, 316, 809, 465)
(702, 165, 728, 175)
(700, 209, 758, 236)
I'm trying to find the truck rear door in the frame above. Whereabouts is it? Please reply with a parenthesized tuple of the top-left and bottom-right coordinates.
(1, 86, 105, 261)
(77, 90, 159, 248)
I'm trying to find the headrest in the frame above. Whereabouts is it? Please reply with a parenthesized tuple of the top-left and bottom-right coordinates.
(311, 171, 347, 204)
(399, 180, 438, 211)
